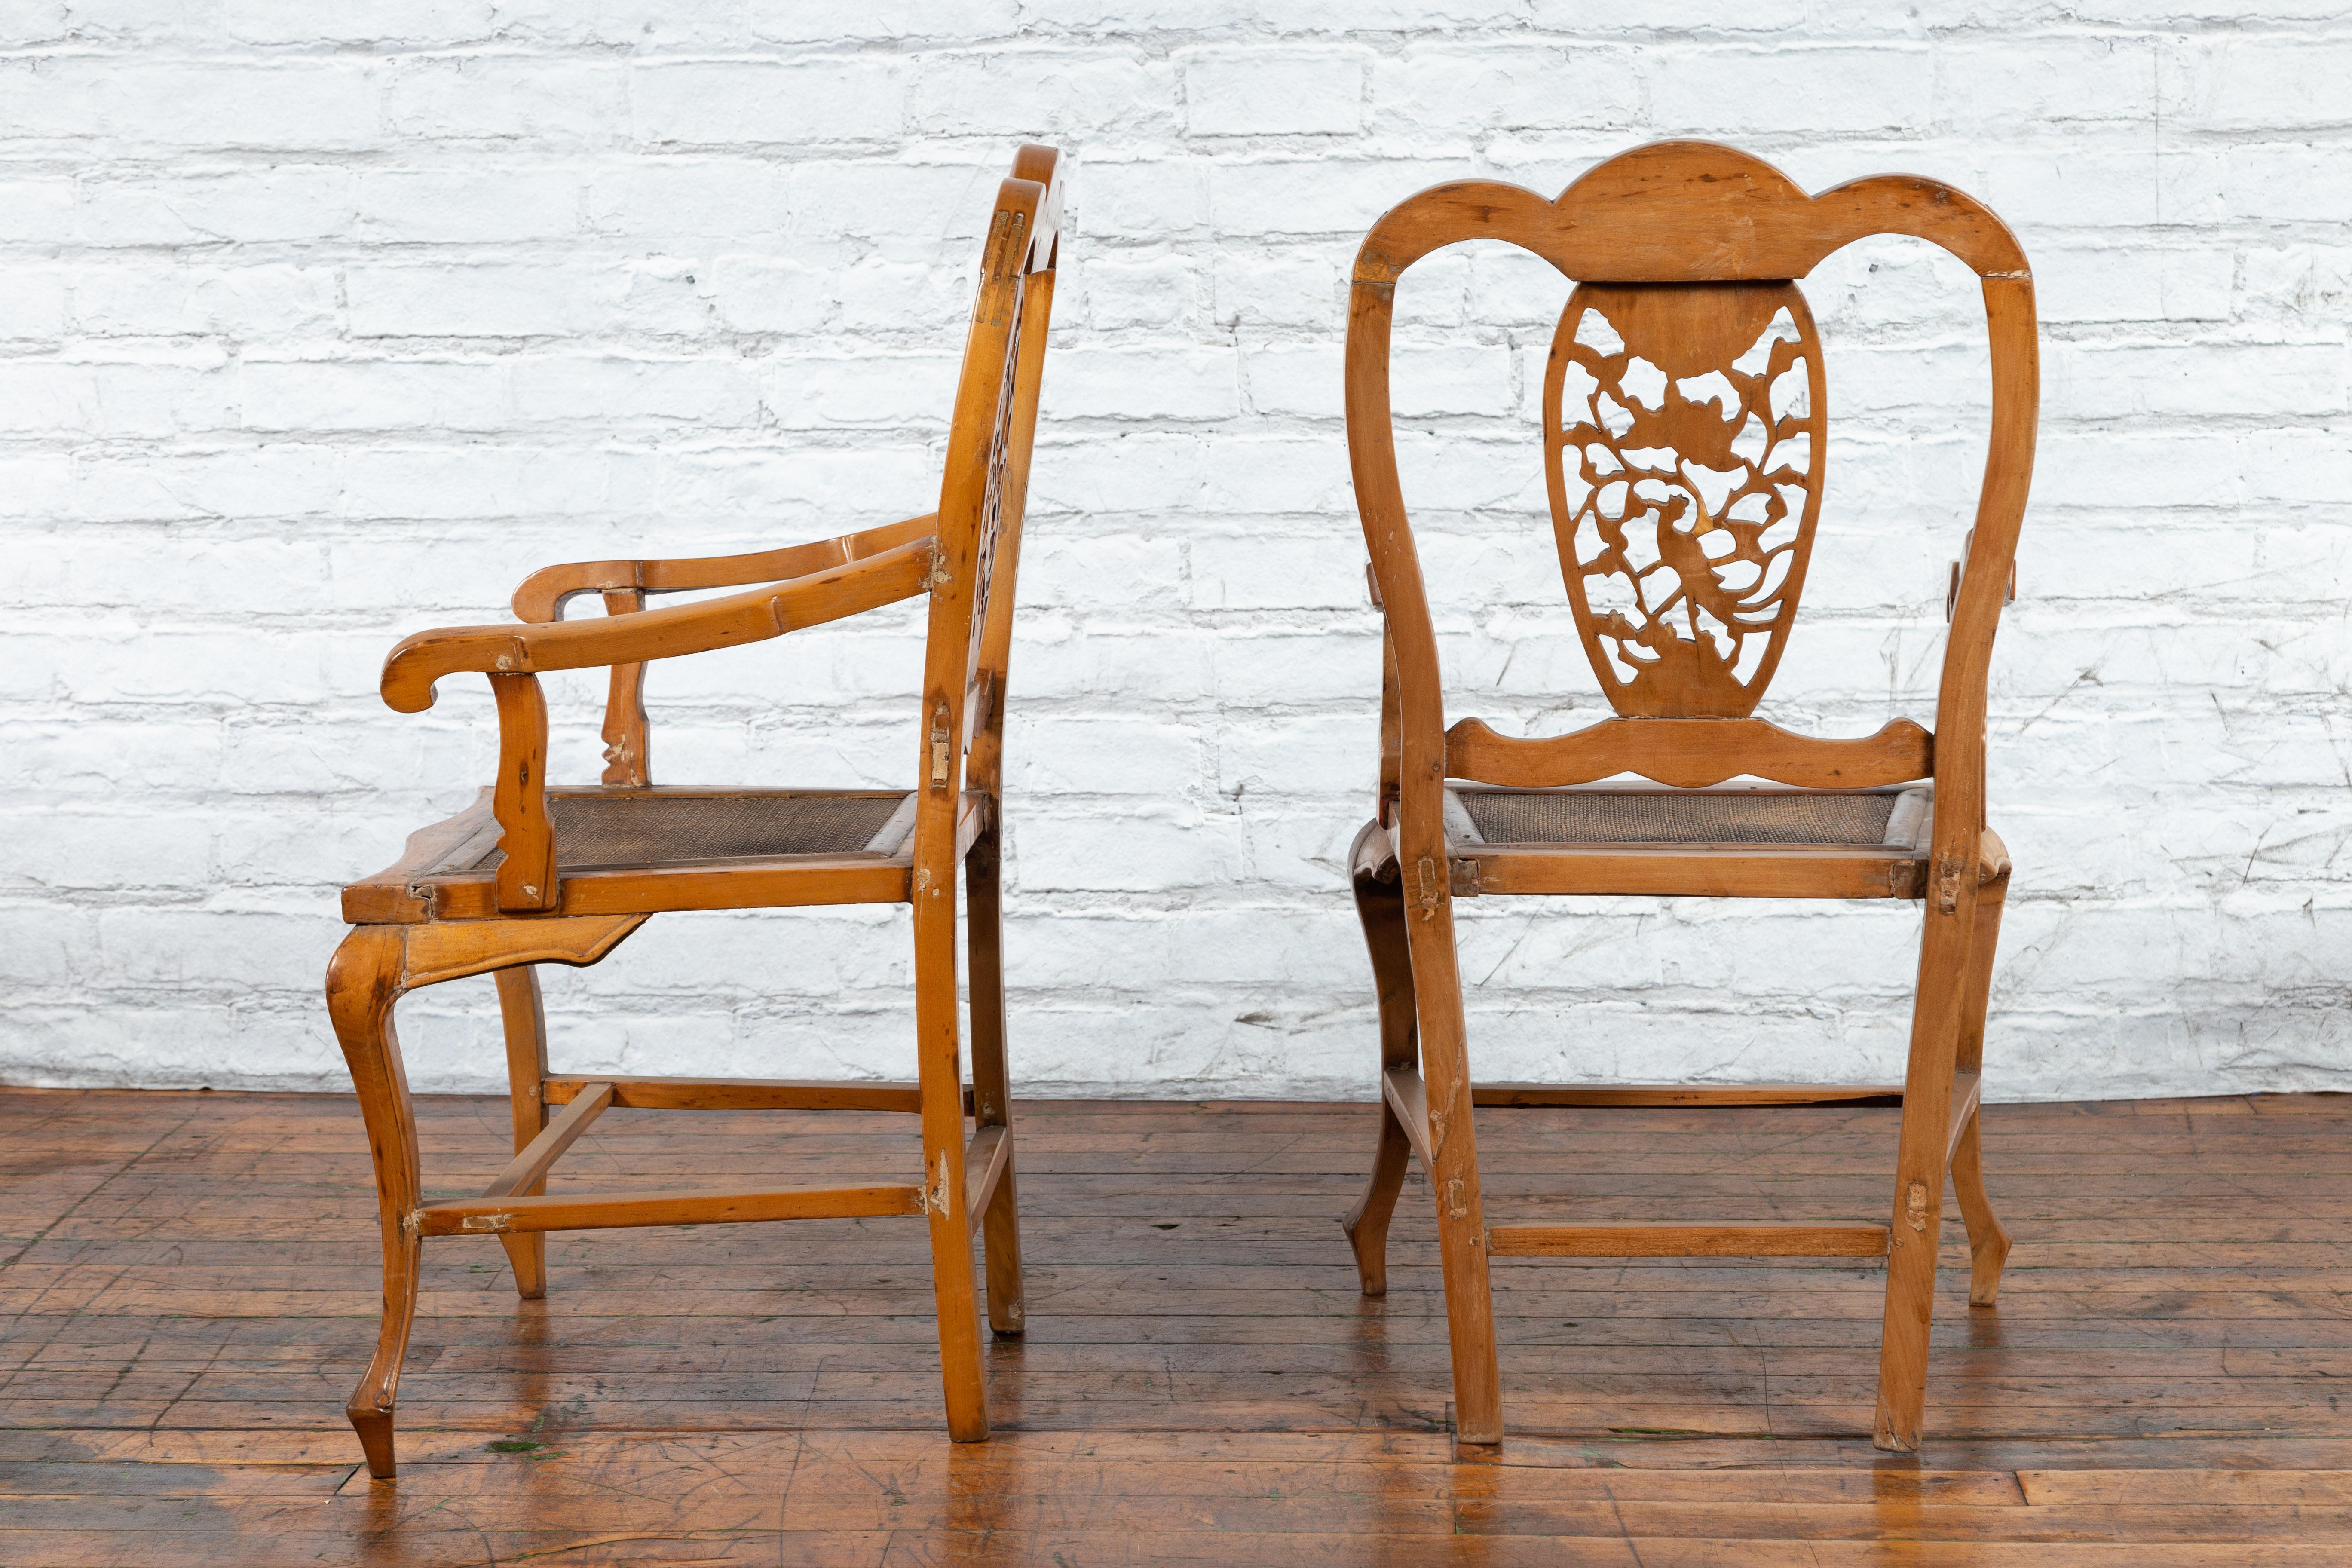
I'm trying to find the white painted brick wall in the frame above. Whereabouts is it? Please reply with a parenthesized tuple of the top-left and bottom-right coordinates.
(2, 5, 2347, 1105)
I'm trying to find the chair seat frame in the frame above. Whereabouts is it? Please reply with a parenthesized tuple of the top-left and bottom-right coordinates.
(326, 146, 1064, 1479)
(1337, 141, 2038, 1453)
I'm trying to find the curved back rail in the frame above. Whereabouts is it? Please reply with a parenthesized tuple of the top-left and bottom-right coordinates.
(1345, 140, 2038, 897)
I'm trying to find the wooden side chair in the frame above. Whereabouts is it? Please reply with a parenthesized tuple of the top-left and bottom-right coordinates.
(326, 145, 1063, 1479)
(1338, 141, 2037, 1452)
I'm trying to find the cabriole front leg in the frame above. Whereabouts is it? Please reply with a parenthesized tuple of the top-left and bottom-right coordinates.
(327, 926, 422, 1480)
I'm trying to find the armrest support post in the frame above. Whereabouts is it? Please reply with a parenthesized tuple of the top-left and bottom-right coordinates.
(598, 588, 651, 787)
(489, 674, 558, 912)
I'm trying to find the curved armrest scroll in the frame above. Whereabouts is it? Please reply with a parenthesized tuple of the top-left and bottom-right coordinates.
(383, 538, 937, 714)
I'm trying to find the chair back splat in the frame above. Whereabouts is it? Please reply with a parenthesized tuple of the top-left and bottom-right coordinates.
(326, 146, 1063, 1480)
(1339, 139, 2038, 1454)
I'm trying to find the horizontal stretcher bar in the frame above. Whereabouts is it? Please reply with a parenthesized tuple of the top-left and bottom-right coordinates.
(1488, 1222, 1891, 1258)
(545, 1075, 974, 1115)
(417, 1183, 925, 1236)
(1475, 1082, 1905, 1108)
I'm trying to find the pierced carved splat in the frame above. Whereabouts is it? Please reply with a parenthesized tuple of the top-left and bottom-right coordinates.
(1544, 281, 1828, 718)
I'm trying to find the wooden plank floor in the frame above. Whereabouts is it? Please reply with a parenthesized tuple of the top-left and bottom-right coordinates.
(1, 1086, 2348, 1563)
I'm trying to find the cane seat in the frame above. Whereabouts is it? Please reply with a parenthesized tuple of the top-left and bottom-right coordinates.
(1444, 784, 1928, 851)
(500, 790, 914, 871)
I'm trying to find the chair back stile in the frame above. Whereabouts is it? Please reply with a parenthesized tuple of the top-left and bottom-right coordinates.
(913, 151, 1063, 875)
(1345, 141, 2038, 914)
(960, 147, 1063, 815)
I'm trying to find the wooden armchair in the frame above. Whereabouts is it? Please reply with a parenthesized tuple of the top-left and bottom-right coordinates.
(327, 145, 1063, 1479)
(1338, 141, 2037, 1452)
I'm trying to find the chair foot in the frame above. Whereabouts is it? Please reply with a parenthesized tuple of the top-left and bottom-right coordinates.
(1952, 1110, 2011, 1307)
(1968, 1229, 2012, 1309)
(1341, 1219, 1386, 1299)
(343, 1185, 422, 1480)
(982, 1160, 1026, 1338)
(1343, 1102, 1412, 1297)
(348, 1405, 400, 1480)
(499, 1234, 548, 1301)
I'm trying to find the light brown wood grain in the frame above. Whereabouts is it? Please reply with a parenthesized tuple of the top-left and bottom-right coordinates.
(477, 1081, 611, 1201)
(594, 587, 651, 787)
(1379, 1066, 1439, 1169)
(1352, 141, 2028, 287)
(1344, 139, 2036, 1455)
(1474, 1083, 1905, 1108)
(416, 856, 912, 922)
(509, 512, 940, 625)
(1462, 842, 1926, 900)
(492, 965, 551, 1297)
(1488, 1222, 1893, 1258)
(397, 914, 645, 989)
(486, 673, 556, 912)
(324, 145, 1065, 1478)
(964, 1124, 1011, 1240)
(542, 1075, 930, 1113)
(1446, 716, 1933, 792)
(416, 1182, 927, 1237)
(381, 539, 936, 715)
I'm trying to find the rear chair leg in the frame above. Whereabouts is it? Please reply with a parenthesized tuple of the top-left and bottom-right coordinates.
(1951, 873, 2012, 1307)
(494, 966, 551, 1301)
(1874, 888, 1976, 1453)
(966, 830, 1025, 1338)
(328, 927, 423, 1481)
(1343, 822, 1418, 1297)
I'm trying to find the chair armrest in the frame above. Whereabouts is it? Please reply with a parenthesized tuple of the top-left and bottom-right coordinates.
(510, 514, 940, 624)
(382, 537, 937, 714)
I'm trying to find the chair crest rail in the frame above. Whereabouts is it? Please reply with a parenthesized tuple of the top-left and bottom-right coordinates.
(1353, 140, 2027, 288)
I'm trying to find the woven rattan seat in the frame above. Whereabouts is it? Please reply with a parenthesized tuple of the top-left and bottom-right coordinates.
(465, 791, 916, 870)
(1447, 787, 1925, 850)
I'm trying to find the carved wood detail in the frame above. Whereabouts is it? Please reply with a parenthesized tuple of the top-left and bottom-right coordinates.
(1545, 281, 1827, 718)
